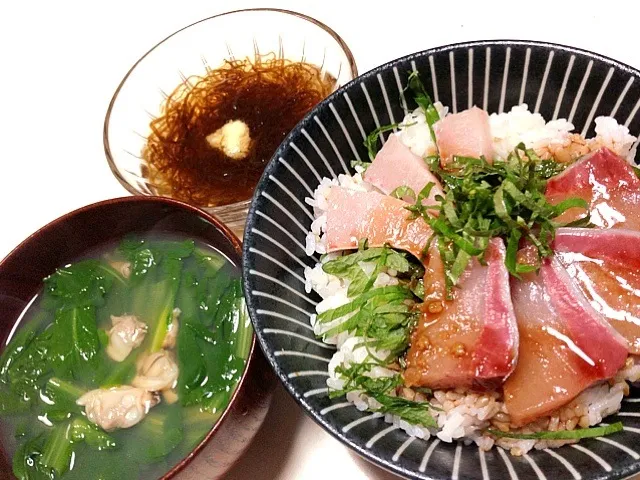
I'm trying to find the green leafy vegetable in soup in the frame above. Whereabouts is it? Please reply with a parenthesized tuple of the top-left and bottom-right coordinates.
(0, 235, 251, 480)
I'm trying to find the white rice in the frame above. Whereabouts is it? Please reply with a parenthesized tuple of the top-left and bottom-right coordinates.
(303, 103, 639, 455)
(398, 102, 637, 163)
(489, 104, 576, 159)
(397, 101, 449, 157)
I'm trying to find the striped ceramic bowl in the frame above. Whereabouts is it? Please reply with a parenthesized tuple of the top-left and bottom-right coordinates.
(242, 41, 640, 480)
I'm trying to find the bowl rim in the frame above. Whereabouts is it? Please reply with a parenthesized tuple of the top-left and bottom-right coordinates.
(0, 195, 255, 480)
(242, 39, 640, 480)
(102, 7, 359, 205)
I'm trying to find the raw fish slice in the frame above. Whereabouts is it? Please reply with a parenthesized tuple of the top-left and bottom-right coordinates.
(503, 256, 628, 426)
(364, 134, 444, 206)
(433, 106, 495, 165)
(324, 187, 432, 260)
(473, 239, 519, 379)
(545, 257, 628, 365)
(404, 238, 518, 389)
(554, 227, 640, 353)
(545, 147, 640, 229)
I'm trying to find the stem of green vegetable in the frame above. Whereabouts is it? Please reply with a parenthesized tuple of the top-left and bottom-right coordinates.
(40, 422, 73, 476)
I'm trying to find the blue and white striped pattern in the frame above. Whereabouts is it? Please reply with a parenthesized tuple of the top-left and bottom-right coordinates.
(243, 41, 640, 480)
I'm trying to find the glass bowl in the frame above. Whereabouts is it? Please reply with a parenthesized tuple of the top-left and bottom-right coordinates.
(103, 8, 357, 238)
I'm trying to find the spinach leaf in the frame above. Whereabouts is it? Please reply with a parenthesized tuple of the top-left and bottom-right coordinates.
(198, 272, 233, 326)
(6, 330, 53, 404)
(195, 248, 226, 277)
(99, 350, 139, 388)
(12, 434, 53, 480)
(42, 378, 85, 420)
(3, 306, 100, 407)
(0, 387, 31, 415)
(148, 257, 183, 352)
(43, 260, 113, 310)
(39, 423, 73, 478)
(178, 321, 244, 407)
(49, 306, 100, 379)
(126, 245, 157, 280)
(15, 416, 114, 480)
(130, 408, 183, 462)
(177, 280, 246, 409)
(120, 238, 194, 350)
(176, 324, 205, 394)
(0, 323, 37, 382)
(119, 238, 194, 282)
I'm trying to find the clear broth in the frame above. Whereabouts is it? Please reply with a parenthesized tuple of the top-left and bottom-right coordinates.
(0, 234, 250, 479)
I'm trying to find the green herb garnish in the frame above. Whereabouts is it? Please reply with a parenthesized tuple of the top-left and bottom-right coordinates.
(330, 363, 437, 428)
(407, 70, 440, 146)
(317, 244, 419, 356)
(487, 422, 623, 440)
(351, 159, 372, 171)
(318, 285, 416, 355)
(322, 245, 410, 299)
(406, 145, 590, 296)
(390, 186, 417, 202)
(329, 363, 402, 398)
(365, 123, 402, 161)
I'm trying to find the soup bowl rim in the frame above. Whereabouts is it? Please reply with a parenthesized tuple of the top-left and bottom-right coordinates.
(0, 195, 256, 480)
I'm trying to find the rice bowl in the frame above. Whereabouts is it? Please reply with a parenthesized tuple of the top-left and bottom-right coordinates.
(301, 98, 640, 456)
(243, 41, 640, 480)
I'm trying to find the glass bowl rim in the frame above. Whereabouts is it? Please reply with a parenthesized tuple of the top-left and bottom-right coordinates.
(102, 7, 358, 201)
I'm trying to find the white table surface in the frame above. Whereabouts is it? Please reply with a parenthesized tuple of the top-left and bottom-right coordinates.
(2, 1, 640, 479)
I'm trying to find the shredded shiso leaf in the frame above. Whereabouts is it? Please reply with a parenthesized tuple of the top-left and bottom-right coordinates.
(401, 73, 591, 295)
(487, 422, 623, 440)
(405, 146, 590, 296)
(365, 123, 402, 161)
(407, 71, 440, 146)
(329, 363, 437, 428)
(319, 244, 418, 355)
(320, 244, 436, 426)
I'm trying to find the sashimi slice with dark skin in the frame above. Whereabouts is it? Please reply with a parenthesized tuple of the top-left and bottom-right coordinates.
(545, 147, 640, 229)
(403, 238, 518, 390)
(554, 227, 640, 353)
(363, 134, 444, 206)
(503, 255, 628, 426)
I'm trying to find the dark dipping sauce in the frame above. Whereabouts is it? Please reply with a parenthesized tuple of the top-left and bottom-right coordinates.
(143, 55, 337, 207)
